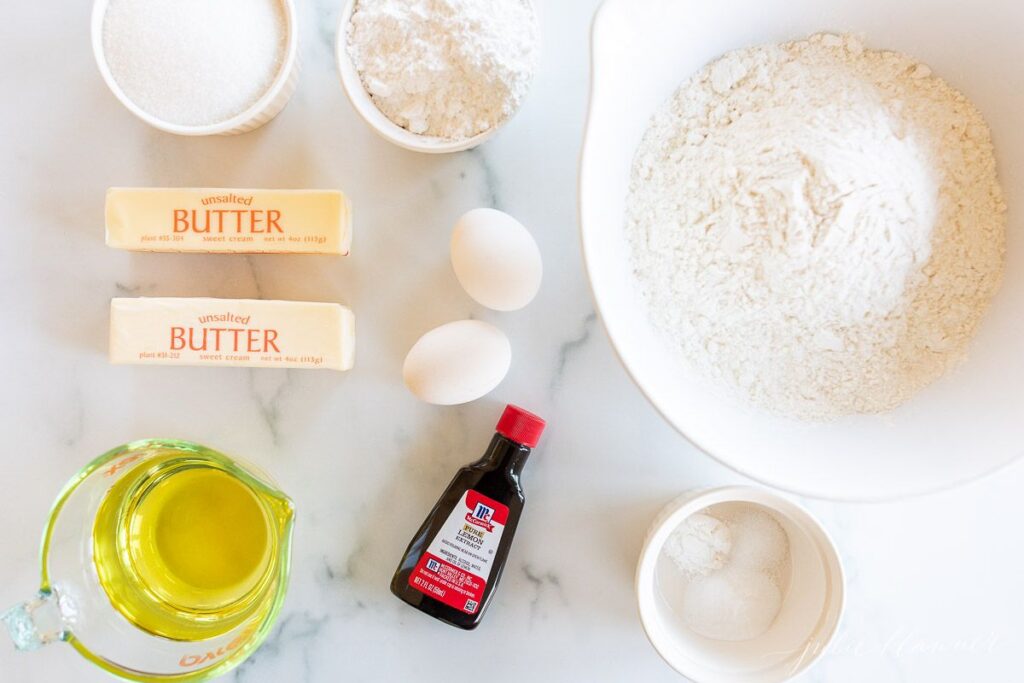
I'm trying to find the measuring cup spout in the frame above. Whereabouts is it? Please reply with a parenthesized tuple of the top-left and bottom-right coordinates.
(2, 587, 74, 652)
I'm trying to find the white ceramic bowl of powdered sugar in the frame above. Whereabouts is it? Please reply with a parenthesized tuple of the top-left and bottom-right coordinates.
(336, 0, 540, 153)
(580, 0, 1024, 500)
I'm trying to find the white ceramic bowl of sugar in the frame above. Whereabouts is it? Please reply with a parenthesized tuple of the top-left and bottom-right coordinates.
(637, 487, 844, 683)
(334, 0, 532, 154)
(90, 0, 299, 136)
(580, 0, 1024, 500)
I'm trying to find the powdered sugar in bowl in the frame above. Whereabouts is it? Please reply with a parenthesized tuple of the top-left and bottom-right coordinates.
(91, 0, 299, 136)
(336, 0, 540, 154)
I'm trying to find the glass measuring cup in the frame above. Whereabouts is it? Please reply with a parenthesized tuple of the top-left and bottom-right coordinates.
(2, 439, 295, 682)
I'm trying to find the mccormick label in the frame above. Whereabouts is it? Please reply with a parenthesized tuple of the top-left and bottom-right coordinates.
(409, 490, 509, 615)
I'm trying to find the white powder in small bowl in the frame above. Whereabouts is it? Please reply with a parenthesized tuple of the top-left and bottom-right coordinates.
(661, 504, 791, 642)
(681, 567, 783, 642)
(661, 512, 732, 578)
(346, 0, 540, 141)
(102, 0, 288, 127)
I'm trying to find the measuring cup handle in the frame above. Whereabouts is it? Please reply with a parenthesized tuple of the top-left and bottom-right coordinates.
(2, 588, 72, 651)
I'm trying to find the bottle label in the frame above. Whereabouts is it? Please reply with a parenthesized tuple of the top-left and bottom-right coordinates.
(409, 490, 509, 614)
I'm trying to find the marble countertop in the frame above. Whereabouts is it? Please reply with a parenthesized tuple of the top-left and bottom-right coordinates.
(1, 1, 1021, 681)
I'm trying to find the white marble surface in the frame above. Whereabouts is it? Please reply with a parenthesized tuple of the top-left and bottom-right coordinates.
(1, 1, 1021, 681)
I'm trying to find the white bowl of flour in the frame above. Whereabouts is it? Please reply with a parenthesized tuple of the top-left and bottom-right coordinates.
(580, 0, 1024, 500)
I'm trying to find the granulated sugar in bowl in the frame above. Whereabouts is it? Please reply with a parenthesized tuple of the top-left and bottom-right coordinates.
(92, 0, 299, 135)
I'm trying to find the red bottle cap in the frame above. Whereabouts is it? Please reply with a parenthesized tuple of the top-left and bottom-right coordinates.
(495, 404, 546, 448)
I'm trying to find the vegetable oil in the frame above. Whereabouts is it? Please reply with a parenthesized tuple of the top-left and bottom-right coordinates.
(92, 453, 291, 641)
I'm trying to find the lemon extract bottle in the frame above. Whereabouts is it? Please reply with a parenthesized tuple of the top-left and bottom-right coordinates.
(391, 405, 546, 629)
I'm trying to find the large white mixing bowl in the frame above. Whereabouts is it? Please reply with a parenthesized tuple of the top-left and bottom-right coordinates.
(579, 0, 1024, 500)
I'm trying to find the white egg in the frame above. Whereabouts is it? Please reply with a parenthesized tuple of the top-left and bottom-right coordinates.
(451, 208, 543, 312)
(403, 320, 512, 405)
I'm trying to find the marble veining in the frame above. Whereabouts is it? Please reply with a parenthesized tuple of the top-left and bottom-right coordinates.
(550, 311, 597, 395)
(246, 368, 293, 446)
(0, 1, 1021, 682)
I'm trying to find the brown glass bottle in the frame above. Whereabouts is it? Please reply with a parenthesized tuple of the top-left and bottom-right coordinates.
(390, 405, 546, 630)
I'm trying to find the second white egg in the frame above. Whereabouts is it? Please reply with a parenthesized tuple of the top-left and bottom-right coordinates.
(403, 320, 512, 406)
(451, 208, 543, 312)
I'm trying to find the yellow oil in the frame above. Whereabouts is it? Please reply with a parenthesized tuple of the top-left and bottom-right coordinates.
(92, 454, 289, 641)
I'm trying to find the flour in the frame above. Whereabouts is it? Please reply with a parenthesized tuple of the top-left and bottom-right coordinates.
(626, 33, 1006, 420)
(347, 0, 539, 141)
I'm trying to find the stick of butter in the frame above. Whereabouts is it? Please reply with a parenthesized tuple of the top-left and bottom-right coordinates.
(105, 188, 352, 255)
(110, 298, 355, 371)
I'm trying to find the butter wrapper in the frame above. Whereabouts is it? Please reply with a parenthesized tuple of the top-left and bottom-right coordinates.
(106, 188, 351, 255)
(110, 298, 355, 371)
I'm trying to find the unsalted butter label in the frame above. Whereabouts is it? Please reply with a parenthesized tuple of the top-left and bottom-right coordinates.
(110, 298, 355, 371)
(105, 188, 352, 255)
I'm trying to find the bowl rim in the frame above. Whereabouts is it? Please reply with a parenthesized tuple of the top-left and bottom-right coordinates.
(577, 0, 1024, 502)
(635, 486, 846, 683)
(90, 0, 299, 136)
(334, 0, 533, 154)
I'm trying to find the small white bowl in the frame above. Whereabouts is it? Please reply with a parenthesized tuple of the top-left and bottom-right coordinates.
(91, 0, 300, 136)
(335, 0, 508, 154)
(636, 487, 844, 683)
